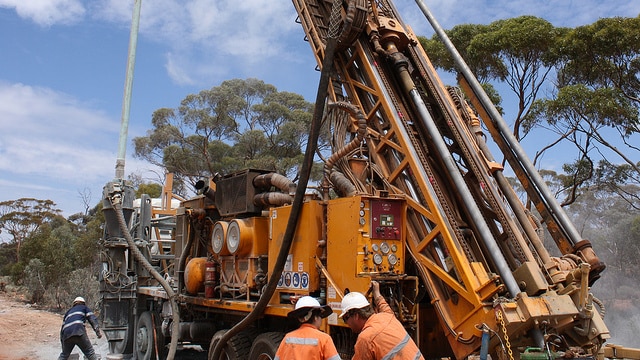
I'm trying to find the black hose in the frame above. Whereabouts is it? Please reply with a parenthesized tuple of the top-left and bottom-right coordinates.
(209, 6, 343, 360)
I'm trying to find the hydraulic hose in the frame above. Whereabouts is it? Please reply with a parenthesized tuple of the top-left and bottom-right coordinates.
(112, 200, 180, 359)
(322, 101, 367, 193)
(209, 1, 344, 358)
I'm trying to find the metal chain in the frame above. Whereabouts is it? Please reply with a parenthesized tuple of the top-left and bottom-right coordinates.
(497, 309, 514, 360)
(328, 0, 343, 39)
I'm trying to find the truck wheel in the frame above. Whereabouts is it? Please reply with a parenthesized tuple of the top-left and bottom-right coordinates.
(135, 311, 163, 360)
(248, 332, 284, 360)
(209, 330, 251, 360)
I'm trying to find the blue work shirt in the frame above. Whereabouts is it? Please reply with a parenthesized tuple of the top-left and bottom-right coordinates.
(60, 303, 99, 340)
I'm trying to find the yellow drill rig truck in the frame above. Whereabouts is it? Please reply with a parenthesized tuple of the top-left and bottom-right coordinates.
(98, 0, 639, 359)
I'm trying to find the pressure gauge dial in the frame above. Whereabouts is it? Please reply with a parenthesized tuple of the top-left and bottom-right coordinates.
(391, 244, 398, 252)
(373, 253, 383, 265)
(380, 242, 390, 254)
(372, 244, 379, 252)
(388, 253, 398, 266)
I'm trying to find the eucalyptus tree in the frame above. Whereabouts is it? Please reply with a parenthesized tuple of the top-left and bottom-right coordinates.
(528, 16, 640, 206)
(420, 16, 562, 140)
(420, 15, 640, 206)
(133, 78, 317, 188)
(0, 198, 61, 264)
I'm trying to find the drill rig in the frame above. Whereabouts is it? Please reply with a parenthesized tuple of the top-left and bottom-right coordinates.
(99, 0, 633, 359)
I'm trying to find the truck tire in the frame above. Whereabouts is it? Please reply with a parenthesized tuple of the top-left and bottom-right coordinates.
(248, 332, 285, 360)
(135, 311, 164, 360)
(209, 329, 251, 360)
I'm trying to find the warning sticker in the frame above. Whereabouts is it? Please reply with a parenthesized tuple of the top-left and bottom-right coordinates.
(277, 271, 311, 290)
(292, 273, 301, 288)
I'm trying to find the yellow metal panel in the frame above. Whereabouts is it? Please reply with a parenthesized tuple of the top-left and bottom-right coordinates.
(326, 196, 406, 300)
(269, 201, 325, 304)
(603, 344, 640, 359)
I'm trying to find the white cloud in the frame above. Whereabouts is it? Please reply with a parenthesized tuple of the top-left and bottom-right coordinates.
(92, 0, 301, 87)
(165, 52, 197, 86)
(0, 0, 85, 26)
(0, 81, 163, 215)
(0, 82, 118, 181)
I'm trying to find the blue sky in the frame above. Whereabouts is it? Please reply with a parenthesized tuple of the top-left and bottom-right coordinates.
(1, 0, 639, 217)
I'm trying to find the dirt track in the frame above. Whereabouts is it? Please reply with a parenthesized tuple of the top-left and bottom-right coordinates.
(0, 291, 209, 360)
(0, 291, 109, 360)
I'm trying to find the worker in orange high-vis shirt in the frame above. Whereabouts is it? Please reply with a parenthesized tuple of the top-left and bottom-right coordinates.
(275, 296, 341, 360)
(340, 281, 424, 360)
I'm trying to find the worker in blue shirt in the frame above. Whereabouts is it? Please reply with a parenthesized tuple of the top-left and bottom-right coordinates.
(57, 296, 102, 360)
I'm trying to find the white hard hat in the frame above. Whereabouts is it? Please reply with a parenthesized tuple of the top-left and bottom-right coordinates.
(339, 292, 370, 318)
(295, 296, 322, 310)
(73, 296, 86, 304)
(288, 296, 332, 320)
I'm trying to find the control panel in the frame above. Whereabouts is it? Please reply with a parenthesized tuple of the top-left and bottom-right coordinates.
(326, 196, 406, 283)
(360, 198, 404, 274)
(371, 199, 402, 240)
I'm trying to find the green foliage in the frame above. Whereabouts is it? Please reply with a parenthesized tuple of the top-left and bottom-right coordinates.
(136, 183, 162, 199)
(420, 16, 561, 141)
(479, 83, 504, 115)
(0, 242, 18, 275)
(476, 16, 560, 68)
(528, 85, 638, 130)
(557, 16, 640, 100)
(0, 198, 61, 263)
(19, 218, 75, 293)
(0, 197, 106, 308)
(531, 16, 640, 205)
(133, 78, 318, 187)
(74, 203, 105, 268)
(423, 15, 639, 206)
(64, 267, 100, 310)
(419, 23, 501, 82)
(24, 258, 46, 303)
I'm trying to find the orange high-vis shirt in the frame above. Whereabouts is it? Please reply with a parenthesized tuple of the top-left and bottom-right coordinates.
(275, 323, 341, 360)
(353, 296, 424, 360)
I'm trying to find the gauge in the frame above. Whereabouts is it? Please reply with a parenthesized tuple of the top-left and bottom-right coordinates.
(373, 254, 383, 265)
(211, 222, 226, 254)
(360, 217, 366, 225)
(372, 244, 379, 252)
(359, 210, 365, 217)
(380, 242, 390, 254)
(227, 221, 241, 254)
(388, 253, 398, 266)
(360, 201, 365, 208)
(391, 244, 398, 252)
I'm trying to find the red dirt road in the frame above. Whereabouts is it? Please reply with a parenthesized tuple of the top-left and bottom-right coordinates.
(0, 291, 108, 360)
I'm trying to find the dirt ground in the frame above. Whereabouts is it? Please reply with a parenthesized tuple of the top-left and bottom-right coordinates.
(0, 290, 210, 360)
(0, 291, 110, 360)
